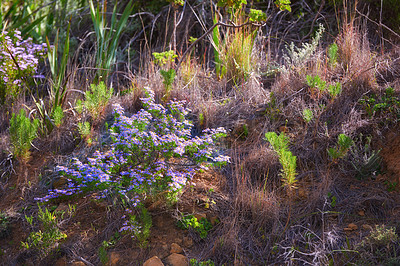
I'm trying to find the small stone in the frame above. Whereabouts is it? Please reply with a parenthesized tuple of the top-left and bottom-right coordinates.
(143, 256, 164, 266)
(362, 224, 373, 230)
(345, 223, 358, 231)
(170, 243, 183, 254)
(109, 252, 121, 266)
(183, 236, 193, 248)
(166, 253, 188, 266)
(358, 210, 365, 216)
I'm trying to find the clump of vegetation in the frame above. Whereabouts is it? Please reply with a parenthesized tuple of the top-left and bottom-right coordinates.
(328, 134, 353, 162)
(0, 30, 45, 104)
(98, 233, 121, 265)
(84, 81, 113, 122)
(2, 0, 400, 264)
(21, 206, 67, 258)
(356, 225, 400, 265)
(37, 88, 228, 241)
(265, 132, 297, 190)
(360, 87, 400, 122)
(120, 207, 152, 248)
(0, 212, 11, 239)
(283, 24, 324, 69)
(9, 109, 39, 162)
(77, 121, 92, 145)
(177, 214, 214, 239)
(190, 258, 215, 266)
(153, 50, 178, 99)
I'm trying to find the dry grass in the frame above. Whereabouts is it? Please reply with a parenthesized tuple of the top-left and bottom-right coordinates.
(1, 1, 400, 264)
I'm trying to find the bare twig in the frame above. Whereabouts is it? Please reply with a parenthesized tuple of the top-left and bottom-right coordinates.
(301, 0, 325, 43)
(356, 9, 400, 40)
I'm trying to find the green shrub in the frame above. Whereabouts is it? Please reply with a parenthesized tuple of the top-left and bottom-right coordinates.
(302, 108, 313, 123)
(360, 87, 400, 121)
(9, 109, 39, 162)
(190, 258, 215, 266)
(177, 214, 213, 239)
(21, 206, 67, 258)
(350, 135, 381, 179)
(98, 232, 120, 265)
(265, 132, 297, 190)
(306, 74, 326, 93)
(85, 81, 113, 121)
(328, 43, 338, 67)
(357, 225, 399, 265)
(52, 105, 64, 128)
(153, 50, 177, 67)
(153, 50, 177, 99)
(77, 121, 92, 145)
(328, 134, 353, 162)
(327, 82, 342, 100)
(121, 207, 152, 248)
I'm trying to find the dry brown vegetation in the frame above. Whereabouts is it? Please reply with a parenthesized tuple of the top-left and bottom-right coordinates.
(1, 0, 400, 265)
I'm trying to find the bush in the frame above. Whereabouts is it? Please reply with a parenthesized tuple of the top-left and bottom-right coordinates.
(177, 214, 214, 239)
(357, 225, 400, 264)
(84, 81, 113, 121)
(21, 206, 67, 258)
(37, 88, 229, 232)
(0, 30, 45, 104)
(9, 109, 40, 162)
(265, 132, 297, 190)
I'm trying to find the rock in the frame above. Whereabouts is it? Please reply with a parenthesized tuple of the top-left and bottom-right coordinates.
(143, 256, 164, 266)
(183, 236, 193, 248)
(348, 223, 358, 230)
(109, 252, 121, 266)
(344, 223, 358, 231)
(362, 224, 373, 230)
(166, 253, 188, 266)
(358, 210, 365, 216)
(170, 243, 183, 254)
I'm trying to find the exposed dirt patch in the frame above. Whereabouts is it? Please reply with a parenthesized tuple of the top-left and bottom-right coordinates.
(381, 131, 400, 187)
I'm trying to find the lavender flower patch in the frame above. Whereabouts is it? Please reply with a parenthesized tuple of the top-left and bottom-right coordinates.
(0, 30, 46, 103)
(37, 87, 229, 216)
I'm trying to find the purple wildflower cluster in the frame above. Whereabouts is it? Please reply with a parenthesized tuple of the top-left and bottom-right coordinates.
(37, 87, 229, 214)
(0, 30, 46, 102)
